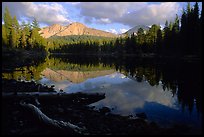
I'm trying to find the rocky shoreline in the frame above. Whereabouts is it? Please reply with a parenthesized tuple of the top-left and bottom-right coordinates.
(1, 79, 200, 135)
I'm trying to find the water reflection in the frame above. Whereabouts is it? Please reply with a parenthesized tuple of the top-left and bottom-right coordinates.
(39, 70, 201, 128)
(41, 68, 115, 83)
(2, 55, 202, 128)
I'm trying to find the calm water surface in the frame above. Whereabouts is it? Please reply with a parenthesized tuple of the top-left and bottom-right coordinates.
(2, 55, 202, 129)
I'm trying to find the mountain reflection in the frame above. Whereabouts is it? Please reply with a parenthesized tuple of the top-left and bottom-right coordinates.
(41, 68, 115, 83)
(2, 54, 202, 125)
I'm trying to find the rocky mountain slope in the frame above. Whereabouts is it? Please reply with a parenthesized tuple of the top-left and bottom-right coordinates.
(122, 25, 150, 37)
(39, 22, 117, 38)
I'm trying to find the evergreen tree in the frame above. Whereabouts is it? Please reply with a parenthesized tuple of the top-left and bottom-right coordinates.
(180, 9, 187, 35)
(156, 28, 162, 54)
(32, 18, 40, 30)
(192, 2, 200, 54)
(171, 14, 180, 54)
(193, 2, 199, 23)
(21, 21, 32, 49)
(172, 14, 180, 34)
(10, 27, 17, 47)
(163, 20, 170, 54)
(12, 16, 21, 48)
(12, 16, 20, 31)
(3, 6, 13, 47)
(2, 25, 8, 46)
(130, 33, 137, 53)
(168, 21, 173, 31)
(180, 8, 187, 55)
(148, 24, 160, 52)
(187, 2, 191, 14)
(20, 30, 27, 48)
(114, 38, 120, 54)
(137, 28, 145, 45)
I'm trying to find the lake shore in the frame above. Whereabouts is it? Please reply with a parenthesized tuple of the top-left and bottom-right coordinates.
(2, 79, 201, 135)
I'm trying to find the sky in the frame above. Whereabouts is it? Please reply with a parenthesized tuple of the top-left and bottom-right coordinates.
(2, 2, 202, 34)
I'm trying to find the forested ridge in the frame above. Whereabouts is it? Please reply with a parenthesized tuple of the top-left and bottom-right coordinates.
(2, 2, 202, 57)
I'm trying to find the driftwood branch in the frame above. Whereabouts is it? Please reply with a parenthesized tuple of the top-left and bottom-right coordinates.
(3, 92, 105, 134)
(20, 100, 88, 135)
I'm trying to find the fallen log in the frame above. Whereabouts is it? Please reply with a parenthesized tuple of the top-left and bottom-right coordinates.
(19, 99, 88, 135)
(2, 92, 106, 106)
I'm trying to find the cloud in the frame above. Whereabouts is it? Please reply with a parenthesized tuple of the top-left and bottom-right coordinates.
(118, 2, 179, 26)
(77, 2, 147, 24)
(69, 2, 80, 5)
(77, 2, 180, 27)
(119, 28, 128, 33)
(97, 18, 111, 24)
(105, 28, 118, 34)
(2, 2, 72, 26)
(2, 2, 181, 29)
(105, 28, 128, 34)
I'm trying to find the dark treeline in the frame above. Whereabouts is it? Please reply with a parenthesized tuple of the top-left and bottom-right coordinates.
(49, 2, 202, 57)
(50, 54, 202, 114)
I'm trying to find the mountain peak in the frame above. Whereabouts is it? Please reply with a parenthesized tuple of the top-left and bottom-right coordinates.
(39, 24, 66, 38)
(51, 24, 62, 27)
(68, 22, 87, 27)
(124, 25, 150, 36)
(39, 22, 117, 38)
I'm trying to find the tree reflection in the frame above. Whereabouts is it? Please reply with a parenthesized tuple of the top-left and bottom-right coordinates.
(49, 55, 202, 114)
(2, 54, 202, 115)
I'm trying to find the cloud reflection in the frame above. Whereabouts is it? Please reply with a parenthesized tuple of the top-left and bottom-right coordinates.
(59, 72, 178, 116)
(90, 78, 178, 116)
(38, 71, 201, 127)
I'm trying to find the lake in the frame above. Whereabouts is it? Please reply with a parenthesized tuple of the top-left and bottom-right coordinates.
(2, 54, 202, 130)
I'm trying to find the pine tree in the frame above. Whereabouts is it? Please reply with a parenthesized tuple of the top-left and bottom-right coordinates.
(137, 28, 145, 45)
(172, 14, 179, 34)
(149, 24, 160, 46)
(3, 6, 13, 47)
(130, 33, 137, 53)
(20, 30, 27, 48)
(180, 9, 187, 35)
(187, 2, 191, 14)
(12, 16, 21, 48)
(168, 21, 173, 31)
(32, 18, 40, 30)
(27, 18, 47, 51)
(10, 27, 17, 47)
(12, 16, 20, 31)
(29, 29, 38, 48)
(193, 2, 199, 23)
(156, 28, 162, 54)
(163, 20, 170, 53)
(2, 25, 8, 46)
(171, 14, 180, 54)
